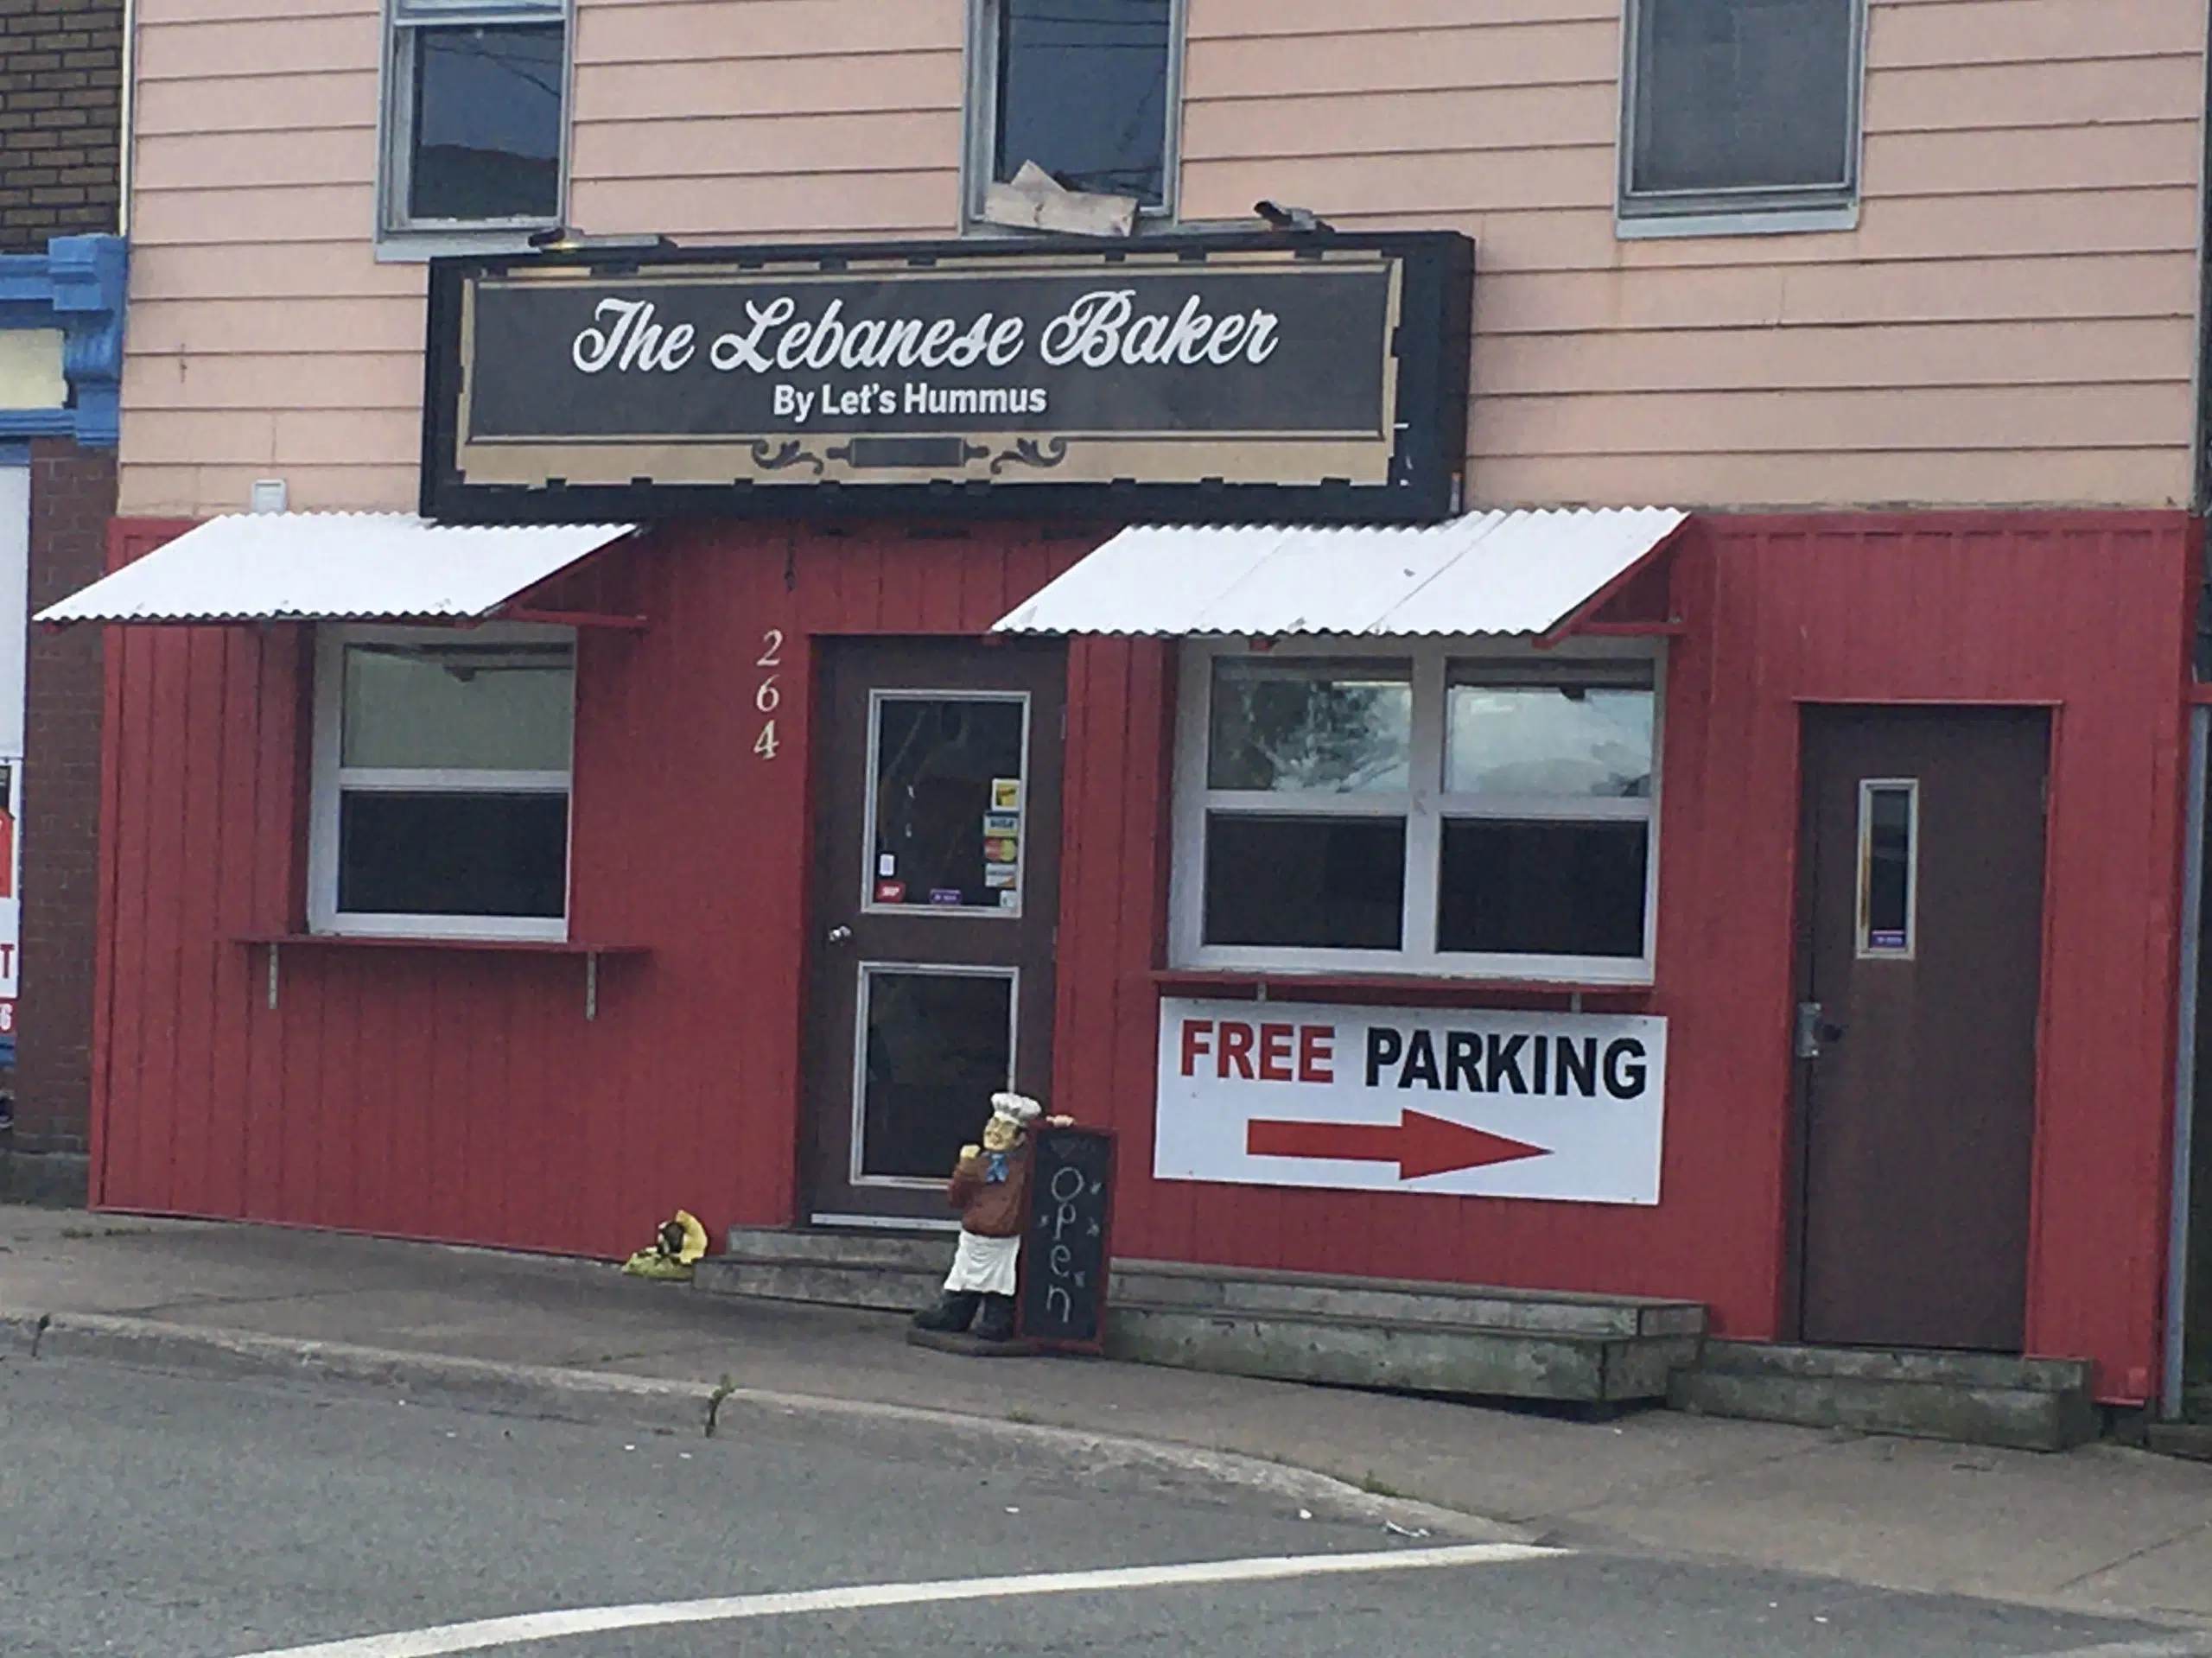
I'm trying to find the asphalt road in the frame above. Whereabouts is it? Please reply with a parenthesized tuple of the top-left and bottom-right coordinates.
(0, 1352, 2197, 1658)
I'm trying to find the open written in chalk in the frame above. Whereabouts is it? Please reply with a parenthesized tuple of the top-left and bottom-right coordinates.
(1017, 1127, 1116, 1350)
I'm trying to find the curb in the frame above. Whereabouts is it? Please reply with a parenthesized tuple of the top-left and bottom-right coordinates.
(0, 1309, 1525, 1544)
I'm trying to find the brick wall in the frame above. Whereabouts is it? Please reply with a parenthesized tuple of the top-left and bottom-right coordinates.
(16, 437, 111, 1153)
(0, 0, 123, 252)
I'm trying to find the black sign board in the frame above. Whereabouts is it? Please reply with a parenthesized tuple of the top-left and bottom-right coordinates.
(1017, 1126, 1116, 1350)
(422, 232, 1472, 524)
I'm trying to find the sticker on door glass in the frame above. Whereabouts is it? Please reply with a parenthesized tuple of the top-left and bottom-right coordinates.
(868, 696, 1027, 913)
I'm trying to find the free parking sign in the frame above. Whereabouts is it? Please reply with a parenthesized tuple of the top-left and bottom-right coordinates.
(1154, 997, 1667, 1205)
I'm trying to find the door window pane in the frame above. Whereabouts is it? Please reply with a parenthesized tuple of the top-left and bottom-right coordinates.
(342, 641, 573, 772)
(859, 970, 1015, 1181)
(1203, 815, 1405, 950)
(871, 696, 1027, 912)
(1446, 683, 1655, 798)
(408, 22, 563, 222)
(338, 791, 568, 918)
(1859, 780, 1916, 956)
(1629, 0, 1856, 197)
(995, 0, 1173, 205)
(1207, 660, 1412, 793)
(1437, 819, 1649, 958)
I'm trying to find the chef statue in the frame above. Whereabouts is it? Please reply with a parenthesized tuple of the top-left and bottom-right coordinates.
(912, 1091, 1073, 1341)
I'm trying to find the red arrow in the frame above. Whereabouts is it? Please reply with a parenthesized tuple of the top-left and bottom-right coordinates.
(1246, 1110, 1550, 1181)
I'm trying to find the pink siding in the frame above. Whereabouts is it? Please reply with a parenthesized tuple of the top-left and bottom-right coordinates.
(120, 0, 2207, 517)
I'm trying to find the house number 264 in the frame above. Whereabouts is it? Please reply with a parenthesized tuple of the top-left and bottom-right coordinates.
(753, 630, 784, 759)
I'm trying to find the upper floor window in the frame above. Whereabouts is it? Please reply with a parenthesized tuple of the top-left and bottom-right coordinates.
(972, 0, 1180, 218)
(1618, 0, 1864, 234)
(384, 0, 568, 242)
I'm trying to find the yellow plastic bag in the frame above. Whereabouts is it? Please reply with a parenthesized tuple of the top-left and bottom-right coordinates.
(622, 1209, 709, 1280)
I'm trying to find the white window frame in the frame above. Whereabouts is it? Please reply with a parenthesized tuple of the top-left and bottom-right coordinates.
(1854, 776, 1920, 961)
(962, 0, 1186, 230)
(860, 688, 1033, 920)
(378, 0, 573, 258)
(1170, 637, 1664, 984)
(849, 961, 1020, 1191)
(1615, 0, 1868, 239)
(308, 622, 575, 942)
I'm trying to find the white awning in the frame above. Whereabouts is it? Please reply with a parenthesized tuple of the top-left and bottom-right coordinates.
(36, 512, 639, 626)
(991, 507, 1690, 638)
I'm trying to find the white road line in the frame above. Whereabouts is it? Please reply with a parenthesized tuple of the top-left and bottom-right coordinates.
(232, 1540, 1566, 1658)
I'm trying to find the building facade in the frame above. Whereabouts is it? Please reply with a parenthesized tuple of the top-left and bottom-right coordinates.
(73, 0, 2212, 1408)
(0, 0, 127, 1198)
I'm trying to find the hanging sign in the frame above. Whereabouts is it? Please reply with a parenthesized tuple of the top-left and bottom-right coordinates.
(1154, 997, 1667, 1205)
(423, 232, 1472, 524)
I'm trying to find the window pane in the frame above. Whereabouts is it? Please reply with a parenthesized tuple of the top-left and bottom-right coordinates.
(1437, 820, 1649, 958)
(995, 0, 1172, 205)
(871, 696, 1027, 912)
(1862, 784, 1914, 952)
(1207, 660, 1411, 793)
(1446, 686, 1655, 797)
(1204, 815, 1405, 950)
(1631, 0, 1854, 196)
(860, 970, 1015, 1180)
(409, 22, 563, 222)
(338, 791, 567, 918)
(342, 642, 573, 772)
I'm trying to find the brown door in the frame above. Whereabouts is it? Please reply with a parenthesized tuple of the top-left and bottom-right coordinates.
(1793, 708, 2048, 1351)
(804, 638, 1066, 1224)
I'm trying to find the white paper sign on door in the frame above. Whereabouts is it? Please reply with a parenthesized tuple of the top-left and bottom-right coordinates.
(1154, 997, 1667, 1205)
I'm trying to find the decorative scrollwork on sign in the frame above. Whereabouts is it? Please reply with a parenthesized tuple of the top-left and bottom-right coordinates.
(989, 438, 1071, 476)
(748, 440, 824, 475)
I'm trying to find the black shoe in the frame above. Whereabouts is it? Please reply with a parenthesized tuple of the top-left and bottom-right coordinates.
(912, 1290, 982, 1333)
(974, 1293, 1016, 1341)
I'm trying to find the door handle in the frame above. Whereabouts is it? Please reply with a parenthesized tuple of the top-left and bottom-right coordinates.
(1795, 1001, 1822, 1060)
(827, 925, 854, 945)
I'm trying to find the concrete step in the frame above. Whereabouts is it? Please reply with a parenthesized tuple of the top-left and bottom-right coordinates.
(1104, 1302, 1698, 1404)
(694, 1227, 945, 1313)
(1112, 1260, 1704, 1341)
(1669, 1341, 2098, 1452)
(697, 1228, 1704, 1405)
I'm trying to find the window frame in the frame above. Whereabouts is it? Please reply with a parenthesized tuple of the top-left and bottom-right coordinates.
(961, 0, 1187, 231)
(377, 0, 573, 257)
(1854, 776, 1920, 961)
(1615, 0, 1869, 238)
(1169, 637, 1665, 984)
(307, 621, 577, 942)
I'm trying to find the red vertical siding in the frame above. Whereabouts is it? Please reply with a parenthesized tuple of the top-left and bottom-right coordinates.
(1043, 511, 2194, 1401)
(93, 521, 1084, 1258)
(90, 510, 2194, 1398)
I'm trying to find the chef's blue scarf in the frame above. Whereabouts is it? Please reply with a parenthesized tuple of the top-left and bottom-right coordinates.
(984, 1150, 1010, 1183)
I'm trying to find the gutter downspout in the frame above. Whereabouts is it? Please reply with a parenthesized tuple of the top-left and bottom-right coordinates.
(116, 0, 135, 238)
(2164, 0, 2212, 1423)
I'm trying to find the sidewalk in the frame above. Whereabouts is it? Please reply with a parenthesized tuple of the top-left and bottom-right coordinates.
(6, 1205, 2212, 1627)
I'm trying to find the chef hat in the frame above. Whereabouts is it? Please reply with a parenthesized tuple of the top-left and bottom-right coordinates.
(990, 1092, 1043, 1128)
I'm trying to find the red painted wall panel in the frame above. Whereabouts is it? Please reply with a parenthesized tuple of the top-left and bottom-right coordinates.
(89, 511, 2194, 1398)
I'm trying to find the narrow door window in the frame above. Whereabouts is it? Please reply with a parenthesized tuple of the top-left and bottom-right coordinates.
(866, 693, 1029, 915)
(1857, 778, 1917, 957)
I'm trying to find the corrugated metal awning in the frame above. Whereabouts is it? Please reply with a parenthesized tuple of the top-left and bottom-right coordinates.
(991, 507, 1690, 638)
(35, 512, 639, 626)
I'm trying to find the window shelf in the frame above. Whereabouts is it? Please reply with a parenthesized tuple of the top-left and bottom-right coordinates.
(233, 934, 646, 956)
(232, 935, 648, 1021)
(1149, 969, 1653, 1012)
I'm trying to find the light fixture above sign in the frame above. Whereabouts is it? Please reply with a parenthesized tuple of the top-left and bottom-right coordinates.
(421, 232, 1473, 525)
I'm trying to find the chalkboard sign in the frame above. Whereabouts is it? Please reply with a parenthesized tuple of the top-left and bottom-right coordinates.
(1017, 1127, 1116, 1350)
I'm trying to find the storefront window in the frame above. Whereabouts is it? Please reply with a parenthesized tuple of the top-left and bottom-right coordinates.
(308, 625, 575, 939)
(1173, 642, 1661, 981)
